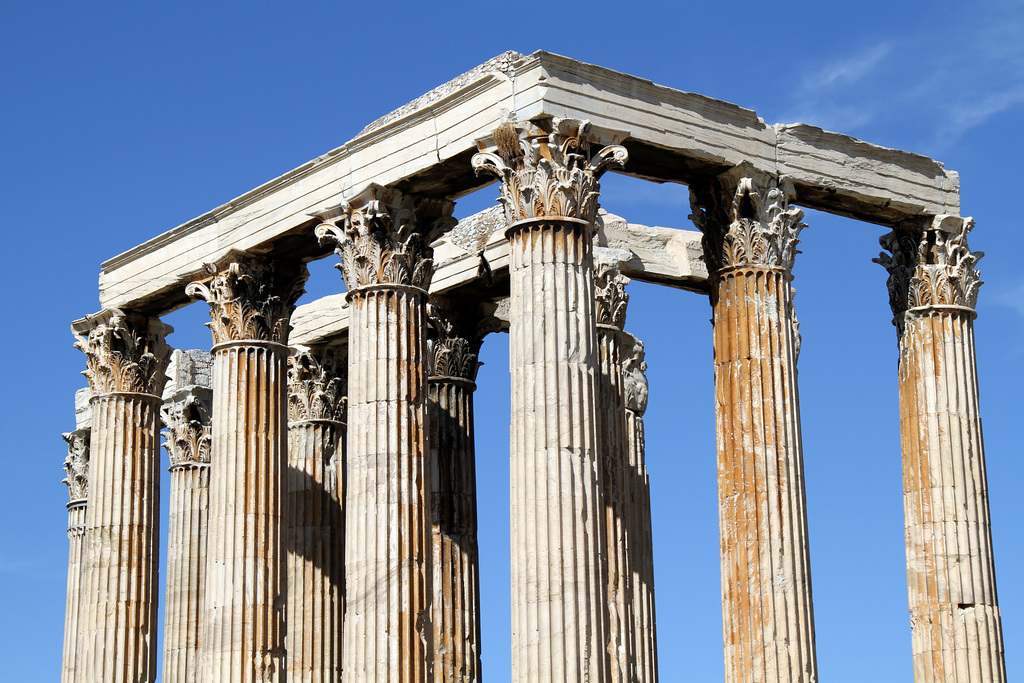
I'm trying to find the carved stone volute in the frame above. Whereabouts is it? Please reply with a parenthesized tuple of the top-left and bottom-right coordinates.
(73, 309, 172, 396)
(62, 429, 90, 502)
(472, 118, 628, 227)
(875, 214, 982, 317)
(186, 254, 308, 346)
(287, 345, 347, 423)
(427, 297, 501, 382)
(315, 184, 456, 293)
(689, 164, 805, 274)
(623, 335, 649, 416)
(594, 249, 630, 330)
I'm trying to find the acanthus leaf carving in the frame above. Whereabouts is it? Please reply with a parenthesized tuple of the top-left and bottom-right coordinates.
(427, 297, 501, 382)
(472, 118, 628, 226)
(186, 254, 308, 346)
(594, 251, 630, 329)
(73, 310, 172, 396)
(61, 428, 90, 501)
(315, 185, 455, 292)
(161, 390, 212, 467)
(287, 344, 348, 423)
(622, 335, 649, 416)
(875, 215, 982, 317)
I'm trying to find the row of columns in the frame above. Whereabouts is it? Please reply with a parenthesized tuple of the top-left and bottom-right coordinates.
(62, 116, 1004, 683)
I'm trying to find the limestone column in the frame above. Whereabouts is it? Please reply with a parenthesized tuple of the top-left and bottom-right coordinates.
(593, 250, 636, 683)
(876, 216, 1006, 682)
(61, 388, 91, 683)
(160, 349, 214, 683)
(689, 165, 818, 682)
(187, 255, 308, 683)
(426, 298, 499, 683)
(316, 185, 455, 683)
(622, 336, 659, 683)
(473, 117, 627, 683)
(72, 309, 172, 683)
(285, 343, 347, 683)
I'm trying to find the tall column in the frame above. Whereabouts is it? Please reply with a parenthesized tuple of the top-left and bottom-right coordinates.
(61, 388, 91, 683)
(473, 117, 627, 683)
(622, 336, 659, 683)
(187, 255, 308, 683)
(286, 343, 347, 683)
(426, 298, 498, 683)
(161, 349, 214, 683)
(593, 250, 636, 683)
(316, 184, 455, 683)
(72, 309, 172, 683)
(689, 164, 818, 682)
(876, 215, 1006, 682)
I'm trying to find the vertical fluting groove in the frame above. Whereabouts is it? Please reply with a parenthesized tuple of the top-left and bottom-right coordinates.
(344, 287, 432, 683)
(429, 377, 482, 683)
(62, 500, 87, 683)
(286, 420, 343, 682)
(163, 463, 210, 683)
(77, 394, 160, 683)
(713, 268, 817, 683)
(508, 220, 608, 683)
(626, 408, 659, 683)
(898, 309, 1005, 682)
(201, 343, 287, 683)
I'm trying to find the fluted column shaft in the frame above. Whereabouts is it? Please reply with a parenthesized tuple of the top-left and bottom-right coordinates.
(690, 166, 817, 683)
(877, 215, 1005, 681)
(62, 498, 87, 683)
(286, 419, 344, 682)
(429, 375, 482, 683)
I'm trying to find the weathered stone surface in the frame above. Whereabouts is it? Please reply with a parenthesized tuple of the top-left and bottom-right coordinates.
(690, 167, 818, 683)
(61, 421, 90, 683)
(877, 216, 1005, 682)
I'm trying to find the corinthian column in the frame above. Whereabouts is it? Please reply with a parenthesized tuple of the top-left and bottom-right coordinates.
(593, 250, 636, 683)
(72, 309, 172, 683)
(426, 297, 498, 683)
(316, 185, 455, 683)
(161, 350, 213, 683)
(622, 336, 659, 683)
(187, 255, 308, 683)
(689, 165, 818, 682)
(473, 118, 627, 683)
(876, 216, 1006, 682)
(286, 344, 347, 683)
(61, 388, 91, 683)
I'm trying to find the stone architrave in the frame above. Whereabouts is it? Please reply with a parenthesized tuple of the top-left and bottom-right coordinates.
(187, 255, 308, 683)
(72, 309, 172, 683)
(426, 297, 499, 683)
(286, 343, 347, 683)
(473, 118, 627, 683)
(689, 165, 818, 683)
(876, 216, 1006, 682)
(593, 249, 638, 683)
(622, 335, 659, 683)
(160, 349, 214, 683)
(316, 185, 455, 683)
(61, 387, 91, 683)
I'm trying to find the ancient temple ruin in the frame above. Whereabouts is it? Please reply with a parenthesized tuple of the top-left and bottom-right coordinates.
(62, 51, 1005, 682)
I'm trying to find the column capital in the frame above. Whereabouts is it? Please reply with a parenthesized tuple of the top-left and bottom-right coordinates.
(622, 334, 649, 416)
(287, 344, 347, 423)
(161, 391, 212, 467)
(595, 248, 631, 330)
(315, 184, 455, 293)
(186, 253, 308, 346)
(427, 296, 501, 382)
(472, 117, 628, 226)
(688, 163, 805, 273)
(72, 309, 173, 396)
(875, 214, 982, 317)
(61, 428, 90, 502)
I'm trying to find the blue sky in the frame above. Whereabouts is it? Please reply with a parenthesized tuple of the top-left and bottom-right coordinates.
(2, 1, 1022, 680)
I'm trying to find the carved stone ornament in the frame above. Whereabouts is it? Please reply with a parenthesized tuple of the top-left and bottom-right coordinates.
(427, 297, 501, 382)
(287, 345, 347, 423)
(688, 164, 805, 273)
(61, 428, 90, 501)
(160, 392, 212, 466)
(875, 215, 982, 315)
(315, 184, 456, 293)
(622, 335, 649, 416)
(594, 251, 630, 329)
(186, 254, 308, 345)
(73, 309, 172, 396)
(471, 118, 628, 226)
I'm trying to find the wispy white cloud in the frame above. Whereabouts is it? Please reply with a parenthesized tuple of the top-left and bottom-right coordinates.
(801, 43, 893, 91)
